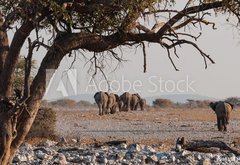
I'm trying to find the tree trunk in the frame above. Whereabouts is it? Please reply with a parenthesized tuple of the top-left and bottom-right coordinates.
(0, 37, 68, 164)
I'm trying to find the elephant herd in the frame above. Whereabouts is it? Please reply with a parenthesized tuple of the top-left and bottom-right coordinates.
(94, 91, 234, 132)
(94, 91, 146, 116)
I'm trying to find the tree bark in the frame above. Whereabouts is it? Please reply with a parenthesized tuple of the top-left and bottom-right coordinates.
(0, 14, 9, 75)
(0, 21, 34, 96)
(4, 36, 69, 164)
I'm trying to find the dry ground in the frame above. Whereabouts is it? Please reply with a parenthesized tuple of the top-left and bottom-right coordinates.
(55, 107, 240, 150)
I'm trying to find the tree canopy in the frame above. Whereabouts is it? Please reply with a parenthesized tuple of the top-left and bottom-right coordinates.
(0, 0, 240, 164)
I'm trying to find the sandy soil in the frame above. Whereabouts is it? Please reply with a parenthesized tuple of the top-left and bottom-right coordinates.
(55, 107, 240, 148)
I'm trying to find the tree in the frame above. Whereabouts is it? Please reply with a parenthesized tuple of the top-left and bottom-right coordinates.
(0, 0, 239, 164)
(153, 98, 174, 108)
(13, 56, 36, 91)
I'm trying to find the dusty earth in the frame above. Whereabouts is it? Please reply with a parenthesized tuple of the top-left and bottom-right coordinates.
(55, 107, 240, 149)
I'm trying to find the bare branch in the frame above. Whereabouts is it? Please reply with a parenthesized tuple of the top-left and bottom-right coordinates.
(141, 42, 147, 73)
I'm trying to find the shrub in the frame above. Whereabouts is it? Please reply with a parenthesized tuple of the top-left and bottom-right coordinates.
(50, 99, 77, 108)
(153, 98, 174, 108)
(225, 97, 240, 106)
(76, 100, 94, 107)
(27, 107, 56, 138)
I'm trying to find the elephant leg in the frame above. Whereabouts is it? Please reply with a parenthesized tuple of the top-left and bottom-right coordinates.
(217, 117, 223, 131)
(97, 103, 102, 115)
(223, 116, 227, 131)
(127, 100, 131, 111)
(134, 103, 138, 111)
(226, 113, 229, 124)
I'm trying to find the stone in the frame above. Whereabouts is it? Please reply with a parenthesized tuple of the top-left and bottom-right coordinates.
(200, 158, 211, 165)
(228, 153, 236, 162)
(180, 150, 190, 157)
(57, 153, 68, 165)
(170, 155, 176, 162)
(35, 150, 47, 159)
(213, 155, 221, 162)
(60, 137, 67, 144)
(13, 154, 28, 162)
(144, 145, 156, 153)
(43, 139, 57, 147)
(128, 144, 141, 152)
(150, 155, 158, 162)
(118, 143, 127, 150)
(71, 139, 77, 143)
(195, 154, 202, 161)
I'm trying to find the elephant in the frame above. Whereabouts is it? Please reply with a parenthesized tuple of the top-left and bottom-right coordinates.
(94, 91, 109, 115)
(209, 101, 234, 131)
(139, 98, 146, 111)
(130, 93, 141, 111)
(107, 93, 119, 114)
(119, 92, 132, 111)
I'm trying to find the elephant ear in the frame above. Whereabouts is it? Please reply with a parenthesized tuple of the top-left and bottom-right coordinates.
(104, 92, 109, 97)
(114, 94, 120, 102)
(209, 102, 217, 111)
(134, 93, 141, 100)
(226, 102, 234, 109)
(94, 92, 99, 99)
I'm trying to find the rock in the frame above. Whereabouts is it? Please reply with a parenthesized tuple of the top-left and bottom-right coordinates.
(118, 143, 127, 150)
(71, 139, 77, 143)
(13, 154, 28, 162)
(200, 158, 211, 165)
(195, 154, 202, 161)
(170, 155, 176, 162)
(150, 155, 158, 162)
(60, 137, 67, 144)
(128, 144, 141, 152)
(44, 139, 57, 147)
(35, 150, 47, 159)
(116, 152, 125, 160)
(145, 155, 158, 164)
(125, 152, 134, 160)
(25, 152, 35, 162)
(20, 143, 33, 151)
(144, 145, 156, 153)
(213, 155, 221, 162)
(57, 153, 68, 165)
(228, 153, 236, 162)
(180, 150, 190, 157)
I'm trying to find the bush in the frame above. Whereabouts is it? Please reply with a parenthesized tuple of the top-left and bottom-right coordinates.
(182, 99, 211, 108)
(76, 100, 94, 107)
(225, 97, 240, 106)
(153, 98, 174, 108)
(27, 107, 56, 138)
(50, 99, 77, 108)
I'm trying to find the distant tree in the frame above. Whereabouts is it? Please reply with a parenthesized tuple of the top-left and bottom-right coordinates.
(50, 99, 77, 108)
(153, 98, 174, 108)
(225, 97, 240, 106)
(184, 99, 211, 108)
(77, 100, 94, 107)
(0, 0, 240, 164)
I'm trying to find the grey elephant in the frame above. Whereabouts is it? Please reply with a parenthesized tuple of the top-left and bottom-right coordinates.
(139, 98, 146, 111)
(94, 91, 109, 115)
(107, 93, 119, 114)
(131, 93, 141, 110)
(119, 92, 132, 111)
(209, 101, 234, 131)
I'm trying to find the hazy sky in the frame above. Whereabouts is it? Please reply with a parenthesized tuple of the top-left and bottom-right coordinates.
(43, 15, 240, 100)
(10, 2, 240, 100)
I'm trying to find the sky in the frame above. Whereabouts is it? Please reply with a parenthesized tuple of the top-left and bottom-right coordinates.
(10, 2, 240, 100)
